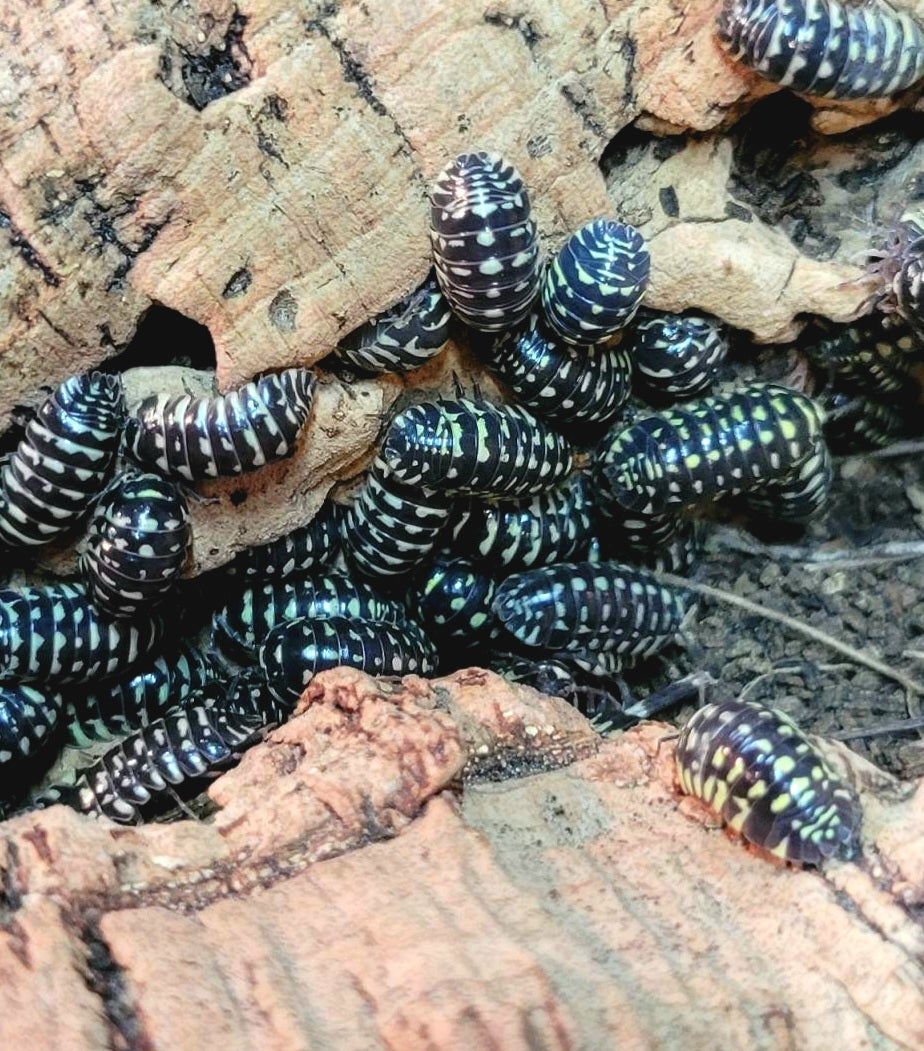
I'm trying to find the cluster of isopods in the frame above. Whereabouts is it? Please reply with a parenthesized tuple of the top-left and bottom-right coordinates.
(0, 365, 318, 821)
(0, 143, 873, 864)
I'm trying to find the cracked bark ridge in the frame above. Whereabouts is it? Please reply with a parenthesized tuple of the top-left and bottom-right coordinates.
(5, 0, 914, 425)
(2, 668, 924, 1049)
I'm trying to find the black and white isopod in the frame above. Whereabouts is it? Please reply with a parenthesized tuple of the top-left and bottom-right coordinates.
(259, 615, 438, 706)
(429, 151, 541, 331)
(0, 581, 165, 686)
(629, 312, 728, 403)
(716, 0, 924, 99)
(0, 371, 124, 547)
(541, 219, 650, 345)
(381, 396, 574, 498)
(675, 698, 861, 864)
(335, 274, 452, 374)
(0, 683, 63, 765)
(81, 469, 190, 619)
(480, 312, 633, 428)
(125, 368, 317, 481)
(341, 458, 454, 582)
(492, 560, 689, 658)
(34, 680, 268, 824)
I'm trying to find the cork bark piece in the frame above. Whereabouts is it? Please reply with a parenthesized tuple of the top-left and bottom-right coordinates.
(2, 0, 910, 429)
(2, 669, 924, 1049)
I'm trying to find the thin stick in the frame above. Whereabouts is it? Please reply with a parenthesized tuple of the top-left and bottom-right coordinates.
(707, 526, 924, 568)
(832, 717, 924, 742)
(654, 571, 924, 698)
(857, 439, 924, 460)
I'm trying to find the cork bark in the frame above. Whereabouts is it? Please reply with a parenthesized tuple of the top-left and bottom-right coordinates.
(5, 1, 924, 1046)
(2, 668, 924, 1051)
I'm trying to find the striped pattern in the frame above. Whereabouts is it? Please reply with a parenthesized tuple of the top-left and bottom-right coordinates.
(744, 438, 832, 522)
(0, 371, 124, 547)
(342, 458, 452, 581)
(412, 557, 498, 645)
(336, 274, 452, 374)
(716, 0, 924, 99)
(822, 392, 906, 453)
(492, 560, 688, 657)
(382, 396, 574, 497)
(81, 469, 190, 618)
(594, 383, 828, 517)
(35, 681, 269, 824)
(259, 615, 438, 706)
(429, 152, 540, 331)
(0, 684, 63, 765)
(125, 368, 316, 480)
(806, 316, 920, 397)
(482, 311, 633, 426)
(676, 699, 861, 864)
(65, 640, 216, 746)
(448, 473, 592, 572)
(210, 570, 406, 663)
(630, 312, 728, 402)
(0, 582, 165, 685)
(541, 219, 650, 345)
(224, 502, 341, 580)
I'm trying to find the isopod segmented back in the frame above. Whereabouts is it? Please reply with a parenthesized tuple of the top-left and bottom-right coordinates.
(211, 570, 407, 662)
(125, 368, 317, 481)
(0, 371, 124, 547)
(629, 312, 728, 402)
(481, 311, 633, 427)
(341, 458, 453, 582)
(447, 472, 593, 572)
(34, 680, 269, 824)
(223, 501, 342, 580)
(429, 151, 541, 331)
(335, 274, 452, 374)
(541, 219, 650, 345)
(594, 383, 827, 517)
(381, 396, 574, 497)
(716, 0, 924, 100)
(492, 560, 688, 657)
(65, 639, 216, 746)
(0, 683, 63, 765)
(0, 581, 165, 686)
(259, 615, 438, 706)
(675, 698, 861, 864)
(80, 469, 190, 619)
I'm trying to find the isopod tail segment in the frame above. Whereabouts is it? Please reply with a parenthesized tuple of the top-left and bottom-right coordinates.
(429, 150, 542, 332)
(541, 218, 650, 345)
(716, 0, 924, 100)
(0, 371, 125, 548)
(334, 272, 452, 375)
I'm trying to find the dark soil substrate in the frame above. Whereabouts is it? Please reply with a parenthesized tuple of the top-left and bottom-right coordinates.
(655, 448, 924, 780)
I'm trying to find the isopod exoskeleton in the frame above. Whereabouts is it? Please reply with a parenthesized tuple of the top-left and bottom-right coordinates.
(0, 371, 124, 547)
(716, 0, 924, 100)
(675, 698, 861, 864)
(80, 469, 190, 618)
(125, 368, 317, 481)
(429, 151, 541, 331)
(541, 219, 650, 345)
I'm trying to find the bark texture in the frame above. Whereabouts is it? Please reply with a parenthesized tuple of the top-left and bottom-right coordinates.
(2, 668, 923, 1051)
